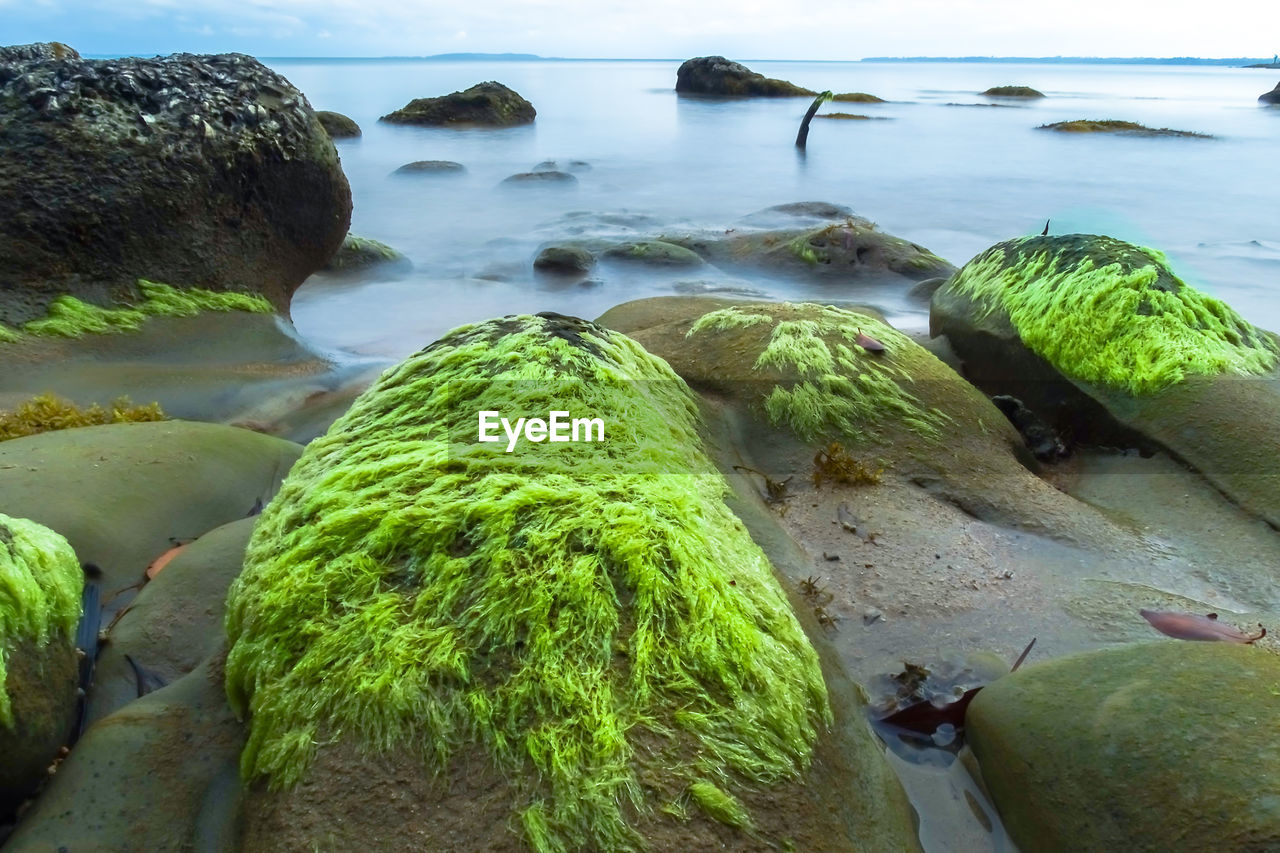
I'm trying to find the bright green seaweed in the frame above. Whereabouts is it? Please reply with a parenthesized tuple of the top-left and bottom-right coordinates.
(948, 235, 1279, 395)
(0, 279, 275, 342)
(224, 314, 830, 852)
(0, 514, 83, 729)
(687, 303, 949, 443)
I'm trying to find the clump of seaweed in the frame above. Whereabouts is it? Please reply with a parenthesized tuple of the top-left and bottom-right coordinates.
(687, 303, 950, 444)
(0, 514, 83, 728)
(0, 393, 166, 442)
(812, 441, 882, 487)
(947, 235, 1279, 394)
(225, 313, 830, 852)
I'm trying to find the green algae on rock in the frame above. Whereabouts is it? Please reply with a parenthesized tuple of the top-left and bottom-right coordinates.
(981, 85, 1044, 98)
(686, 303, 949, 444)
(0, 513, 82, 728)
(225, 313, 834, 851)
(940, 235, 1279, 395)
(967, 641, 1280, 852)
(0, 280, 274, 343)
(321, 234, 411, 277)
(1037, 119, 1210, 138)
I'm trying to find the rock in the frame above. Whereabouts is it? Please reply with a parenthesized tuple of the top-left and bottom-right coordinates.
(668, 218, 954, 287)
(532, 245, 595, 276)
(0, 45, 352, 322)
(224, 313, 919, 852)
(601, 240, 704, 267)
(739, 201, 855, 228)
(981, 85, 1044, 98)
(321, 234, 411, 277)
(990, 395, 1067, 461)
(675, 56, 814, 97)
(671, 280, 769, 298)
(930, 233, 1280, 526)
(816, 113, 880, 120)
(3, 656, 245, 853)
(1260, 81, 1280, 104)
(391, 159, 466, 176)
(83, 518, 254, 727)
(1037, 120, 1210, 138)
(533, 159, 590, 172)
(0, 515, 82, 816)
(315, 110, 360, 138)
(831, 92, 885, 103)
(966, 642, 1280, 852)
(380, 81, 535, 127)
(0, 42, 78, 62)
(500, 169, 576, 186)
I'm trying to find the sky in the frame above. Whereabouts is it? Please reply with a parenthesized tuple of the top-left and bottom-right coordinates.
(1, 0, 1276, 60)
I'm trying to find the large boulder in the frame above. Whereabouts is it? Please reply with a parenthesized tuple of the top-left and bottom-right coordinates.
(0, 514, 82, 816)
(225, 313, 919, 852)
(1260, 81, 1280, 104)
(931, 233, 1280, 526)
(380, 81, 535, 127)
(0, 45, 352, 321)
(967, 642, 1280, 852)
(675, 56, 814, 97)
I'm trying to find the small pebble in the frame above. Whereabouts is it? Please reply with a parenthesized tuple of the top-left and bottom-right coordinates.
(862, 607, 883, 625)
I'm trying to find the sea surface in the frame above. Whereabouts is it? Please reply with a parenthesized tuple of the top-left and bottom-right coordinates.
(267, 58, 1280, 360)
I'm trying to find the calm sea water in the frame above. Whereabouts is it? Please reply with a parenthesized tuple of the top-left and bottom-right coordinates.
(268, 58, 1280, 360)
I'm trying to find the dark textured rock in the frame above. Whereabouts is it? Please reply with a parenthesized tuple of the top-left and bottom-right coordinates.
(602, 240, 704, 267)
(1260, 81, 1280, 104)
(533, 245, 595, 276)
(392, 159, 466, 176)
(380, 81, 535, 127)
(981, 85, 1044, 98)
(0, 45, 352, 323)
(675, 56, 814, 97)
(316, 109, 360, 138)
(500, 170, 576, 186)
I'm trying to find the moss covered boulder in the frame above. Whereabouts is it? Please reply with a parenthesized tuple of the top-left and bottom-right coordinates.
(0, 515, 82, 815)
(602, 240, 705, 268)
(675, 56, 814, 97)
(224, 313, 918, 852)
(0, 45, 351, 322)
(391, 159, 466, 176)
(981, 85, 1043, 98)
(931, 234, 1280, 525)
(532, 245, 595, 277)
(668, 218, 954, 289)
(321, 234, 412, 277)
(967, 642, 1280, 852)
(380, 81, 535, 127)
(316, 109, 360, 138)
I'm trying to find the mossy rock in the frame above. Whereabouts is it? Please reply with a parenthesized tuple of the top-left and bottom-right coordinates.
(981, 85, 1044, 98)
(316, 110, 360, 139)
(1037, 120, 1210, 138)
(831, 92, 885, 103)
(380, 81, 535, 127)
(930, 233, 1280, 526)
(3, 655, 245, 852)
(601, 240, 705, 268)
(500, 170, 577, 186)
(0, 421, 300, 600)
(967, 642, 1280, 852)
(816, 113, 878, 120)
(667, 219, 954, 287)
(321, 234, 412, 277)
(675, 56, 814, 97)
(532, 245, 595, 276)
(0, 515, 82, 815)
(597, 297, 1107, 533)
(391, 159, 466, 176)
(224, 312, 919, 852)
(740, 202, 855, 227)
(85, 517, 254, 728)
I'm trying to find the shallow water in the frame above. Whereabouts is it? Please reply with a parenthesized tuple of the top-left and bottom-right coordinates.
(273, 58, 1280, 359)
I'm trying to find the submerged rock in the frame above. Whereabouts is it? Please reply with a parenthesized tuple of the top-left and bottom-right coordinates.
(315, 110, 360, 138)
(500, 169, 576, 186)
(380, 81, 535, 127)
(1038, 120, 1210, 138)
(981, 85, 1044, 98)
(224, 313, 918, 852)
(391, 159, 466, 175)
(601, 240, 704, 267)
(931, 233, 1280, 525)
(0, 44, 351, 322)
(831, 92, 885, 103)
(532, 245, 595, 276)
(967, 642, 1280, 852)
(321, 234, 411, 277)
(675, 56, 814, 97)
(1260, 81, 1280, 104)
(0, 515, 82, 816)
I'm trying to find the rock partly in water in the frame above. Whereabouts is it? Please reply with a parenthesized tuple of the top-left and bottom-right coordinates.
(0, 44, 352, 322)
(967, 642, 1280, 852)
(380, 81, 535, 127)
(1260, 81, 1280, 104)
(224, 313, 919, 852)
(0, 514, 82, 816)
(981, 85, 1044, 98)
(675, 56, 814, 97)
(316, 110, 360, 138)
(1038, 120, 1211, 138)
(601, 240, 705, 267)
(391, 159, 466, 176)
(831, 92, 885, 103)
(532, 245, 595, 277)
(739, 201, 855, 228)
(533, 159, 591, 172)
(816, 113, 883, 120)
(321, 235, 412, 277)
(500, 170, 577, 186)
(931, 233, 1280, 525)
